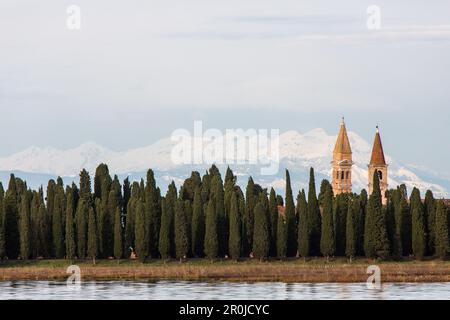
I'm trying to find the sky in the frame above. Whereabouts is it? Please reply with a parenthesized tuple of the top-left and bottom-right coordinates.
(1, 0, 450, 177)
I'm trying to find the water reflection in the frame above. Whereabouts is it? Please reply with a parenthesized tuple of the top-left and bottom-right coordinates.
(0, 281, 449, 300)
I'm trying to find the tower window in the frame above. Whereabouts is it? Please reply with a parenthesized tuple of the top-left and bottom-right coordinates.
(378, 170, 383, 180)
(341, 171, 344, 180)
(346, 171, 349, 180)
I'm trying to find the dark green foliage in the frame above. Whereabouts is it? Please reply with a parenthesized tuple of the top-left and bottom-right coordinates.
(307, 168, 321, 256)
(320, 185, 335, 259)
(79, 169, 92, 202)
(434, 200, 449, 259)
(297, 190, 309, 258)
(134, 200, 148, 261)
(285, 170, 297, 256)
(228, 191, 241, 260)
(277, 212, 288, 259)
(65, 188, 76, 260)
(345, 198, 360, 260)
(410, 188, 426, 259)
(318, 179, 332, 207)
(36, 201, 49, 258)
(204, 200, 218, 260)
(424, 190, 436, 255)
(174, 199, 189, 260)
(191, 187, 205, 257)
(113, 207, 123, 259)
(268, 188, 278, 257)
(4, 175, 19, 259)
(390, 189, 403, 258)
(87, 205, 98, 263)
(333, 194, 350, 256)
(211, 173, 226, 257)
(245, 177, 257, 253)
(76, 199, 88, 259)
(52, 191, 65, 258)
(364, 172, 390, 259)
(145, 169, 161, 258)
(158, 199, 172, 260)
(252, 202, 270, 260)
(19, 193, 31, 259)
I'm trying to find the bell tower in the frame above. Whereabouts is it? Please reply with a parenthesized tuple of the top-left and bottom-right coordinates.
(331, 118, 353, 195)
(368, 126, 388, 204)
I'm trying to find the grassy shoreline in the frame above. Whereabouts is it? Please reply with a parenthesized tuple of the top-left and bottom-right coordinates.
(1, 258, 450, 283)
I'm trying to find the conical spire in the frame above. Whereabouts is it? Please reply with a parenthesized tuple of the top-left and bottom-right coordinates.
(370, 126, 386, 166)
(333, 117, 352, 156)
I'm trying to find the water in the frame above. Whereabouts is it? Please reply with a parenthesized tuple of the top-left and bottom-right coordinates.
(1, 281, 449, 300)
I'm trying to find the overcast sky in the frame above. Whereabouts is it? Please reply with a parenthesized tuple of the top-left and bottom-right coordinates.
(1, 0, 450, 176)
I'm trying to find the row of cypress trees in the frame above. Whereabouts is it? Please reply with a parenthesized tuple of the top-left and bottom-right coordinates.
(0, 164, 449, 262)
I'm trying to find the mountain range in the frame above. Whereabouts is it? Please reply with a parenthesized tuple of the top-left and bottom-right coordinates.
(0, 129, 448, 198)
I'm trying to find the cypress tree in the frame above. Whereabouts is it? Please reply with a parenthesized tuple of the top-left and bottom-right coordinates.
(134, 200, 148, 262)
(36, 200, 49, 258)
(211, 173, 227, 257)
(268, 188, 278, 257)
(307, 168, 321, 256)
(345, 198, 360, 261)
(434, 200, 449, 259)
(364, 172, 389, 259)
(113, 207, 123, 260)
(19, 193, 31, 260)
(204, 200, 218, 260)
(4, 175, 19, 259)
(52, 191, 65, 258)
(391, 189, 403, 258)
(252, 201, 270, 261)
(277, 212, 288, 259)
(424, 190, 436, 255)
(320, 185, 335, 260)
(65, 188, 76, 261)
(79, 169, 92, 202)
(318, 179, 332, 207)
(124, 182, 140, 256)
(334, 194, 349, 256)
(76, 199, 88, 259)
(145, 169, 161, 258)
(174, 198, 189, 261)
(159, 199, 172, 260)
(285, 170, 297, 256)
(297, 190, 309, 258)
(399, 184, 412, 255)
(87, 205, 98, 264)
(245, 177, 257, 253)
(228, 191, 241, 260)
(410, 188, 426, 259)
(191, 187, 205, 257)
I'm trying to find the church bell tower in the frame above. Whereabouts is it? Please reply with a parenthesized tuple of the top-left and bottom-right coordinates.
(368, 126, 388, 204)
(331, 118, 353, 195)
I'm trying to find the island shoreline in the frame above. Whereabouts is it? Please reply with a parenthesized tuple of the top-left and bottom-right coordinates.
(1, 258, 450, 283)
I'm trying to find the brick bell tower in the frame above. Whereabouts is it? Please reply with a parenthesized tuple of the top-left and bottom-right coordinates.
(368, 126, 388, 204)
(331, 118, 353, 195)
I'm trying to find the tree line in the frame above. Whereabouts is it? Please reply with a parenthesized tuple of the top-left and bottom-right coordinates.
(0, 164, 449, 263)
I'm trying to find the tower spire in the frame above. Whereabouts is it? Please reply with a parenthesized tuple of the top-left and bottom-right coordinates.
(331, 118, 353, 195)
(368, 125, 388, 204)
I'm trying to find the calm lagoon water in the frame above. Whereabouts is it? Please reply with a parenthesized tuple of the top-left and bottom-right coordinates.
(1, 281, 450, 300)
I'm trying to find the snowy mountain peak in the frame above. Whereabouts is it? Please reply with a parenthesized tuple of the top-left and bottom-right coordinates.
(0, 130, 448, 197)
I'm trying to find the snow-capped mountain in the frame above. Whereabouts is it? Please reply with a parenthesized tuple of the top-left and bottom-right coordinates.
(0, 129, 448, 198)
